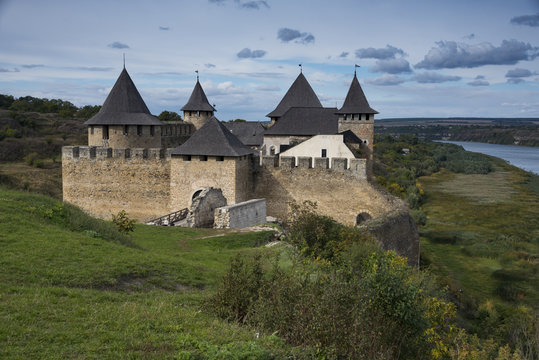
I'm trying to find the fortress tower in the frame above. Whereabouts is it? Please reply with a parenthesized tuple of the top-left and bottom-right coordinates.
(266, 72, 322, 127)
(181, 78, 216, 131)
(84, 68, 163, 148)
(336, 72, 378, 165)
(169, 116, 253, 210)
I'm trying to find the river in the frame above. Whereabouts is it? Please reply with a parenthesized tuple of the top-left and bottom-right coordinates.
(440, 141, 539, 175)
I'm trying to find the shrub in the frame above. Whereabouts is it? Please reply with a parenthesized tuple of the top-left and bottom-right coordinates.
(211, 250, 460, 359)
(23, 152, 44, 168)
(286, 200, 370, 262)
(111, 210, 136, 234)
(207, 254, 263, 323)
(411, 209, 427, 226)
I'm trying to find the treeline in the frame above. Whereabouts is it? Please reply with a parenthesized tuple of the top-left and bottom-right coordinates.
(374, 134, 491, 224)
(376, 124, 539, 147)
(0, 94, 101, 119)
(209, 202, 531, 359)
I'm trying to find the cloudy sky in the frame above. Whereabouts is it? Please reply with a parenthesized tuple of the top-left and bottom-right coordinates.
(1, 0, 538, 120)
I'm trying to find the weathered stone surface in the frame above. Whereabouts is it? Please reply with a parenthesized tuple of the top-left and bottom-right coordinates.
(214, 199, 266, 229)
(62, 147, 171, 222)
(88, 125, 161, 148)
(169, 155, 251, 212)
(359, 208, 420, 266)
(186, 188, 227, 228)
(252, 165, 397, 226)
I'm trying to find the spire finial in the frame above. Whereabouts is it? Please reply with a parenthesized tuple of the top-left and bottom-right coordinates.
(123, 53, 126, 69)
(195, 70, 199, 81)
(354, 64, 360, 75)
(299, 63, 302, 73)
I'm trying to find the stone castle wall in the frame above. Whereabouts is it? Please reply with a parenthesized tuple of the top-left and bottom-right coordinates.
(252, 155, 396, 226)
(169, 155, 251, 212)
(161, 122, 195, 148)
(214, 199, 267, 229)
(88, 125, 162, 148)
(62, 146, 171, 222)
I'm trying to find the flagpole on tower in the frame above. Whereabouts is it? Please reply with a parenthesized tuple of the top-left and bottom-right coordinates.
(195, 70, 199, 81)
(299, 64, 302, 73)
(354, 64, 360, 75)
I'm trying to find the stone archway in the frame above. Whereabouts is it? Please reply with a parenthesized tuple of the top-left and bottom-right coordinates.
(356, 211, 372, 225)
(192, 189, 203, 201)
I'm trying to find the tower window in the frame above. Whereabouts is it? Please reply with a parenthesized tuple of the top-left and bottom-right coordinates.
(343, 114, 347, 120)
(183, 155, 191, 161)
(103, 125, 109, 140)
(137, 125, 142, 136)
(123, 125, 128, 136)
(321, 149, 327, 158)
(200, 155, 208, 161)
(216, 156, 224, 162)
(150, 125, 154, 136)
(90, 126, 94, 135)
(366, 114, 370, 121)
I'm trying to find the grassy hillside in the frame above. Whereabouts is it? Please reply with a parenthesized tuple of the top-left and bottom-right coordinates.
(419, 161, 538, 330)
(0, 186, 292, 359)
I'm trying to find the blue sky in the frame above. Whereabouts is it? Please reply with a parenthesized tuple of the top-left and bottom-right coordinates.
(1, 0, 538, 121)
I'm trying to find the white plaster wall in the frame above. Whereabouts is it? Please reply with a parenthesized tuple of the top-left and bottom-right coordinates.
(262, 136, 290, 155)
(279, 134, 355, 167)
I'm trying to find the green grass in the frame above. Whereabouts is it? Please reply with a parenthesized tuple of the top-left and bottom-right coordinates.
(0, 186, 295, 359)
(419, 159, 539, 315)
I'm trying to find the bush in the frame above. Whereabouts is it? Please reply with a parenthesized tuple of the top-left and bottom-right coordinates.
(111, 210, 136, 234)
(211, 250, 460, 359)
(23, 152, 44, 168)
(286, 200, 370, 262)
(208, 254, 263, 323)
(411, 209, 427, 226)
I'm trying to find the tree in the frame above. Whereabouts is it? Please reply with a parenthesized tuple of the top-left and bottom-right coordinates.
(158, 111, 181, 122)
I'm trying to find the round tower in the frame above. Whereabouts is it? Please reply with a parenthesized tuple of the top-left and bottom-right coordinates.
(181, 76, 216, 131)
(84, 68, 163, 148)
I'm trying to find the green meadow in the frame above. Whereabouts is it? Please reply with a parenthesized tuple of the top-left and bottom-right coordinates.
(419, 160, 538, 329)
(0, 186, 291, 359)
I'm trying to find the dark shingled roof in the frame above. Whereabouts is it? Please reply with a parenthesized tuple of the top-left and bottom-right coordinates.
(339, 129, 363, 144)
(266, 73, 322, 118)
(85, 68, 162, 126)
(264, 107, 338, 136)
(224, 122, 265, 146)
(181, 80, 216, 112)
(336, 73, 378, 115)
(171, 117, 254, 157)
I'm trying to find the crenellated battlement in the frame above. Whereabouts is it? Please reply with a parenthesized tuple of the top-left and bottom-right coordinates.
(62, 146, 172, 161)
(259, 155, 367, 180)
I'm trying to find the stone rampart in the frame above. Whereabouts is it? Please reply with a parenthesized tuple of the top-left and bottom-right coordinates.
(62, 146, 171, 222)
(253, 156, 391, 226)
(214, 199, 267, 229)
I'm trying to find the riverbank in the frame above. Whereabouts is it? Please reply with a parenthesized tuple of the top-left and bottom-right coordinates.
(439, 141, 539, 175)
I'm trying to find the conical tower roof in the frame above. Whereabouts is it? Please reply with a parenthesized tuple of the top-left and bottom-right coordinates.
(181, 80, 216, 112)
(336, 73, 378, 114)
(85, 68, 162, 125)
(171, 116, 254, 157)
(266, 73, 322, 118)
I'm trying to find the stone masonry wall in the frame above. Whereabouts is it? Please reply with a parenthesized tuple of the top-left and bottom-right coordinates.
(252, 155, 395, 226)
(88, 125, 162, 148)
(214, 199, 266, 229)
(62, 146, 171, 222)
(169, 155, 251, 212)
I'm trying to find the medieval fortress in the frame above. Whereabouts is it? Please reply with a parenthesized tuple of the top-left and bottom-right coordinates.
(62, 67, 419, 263)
